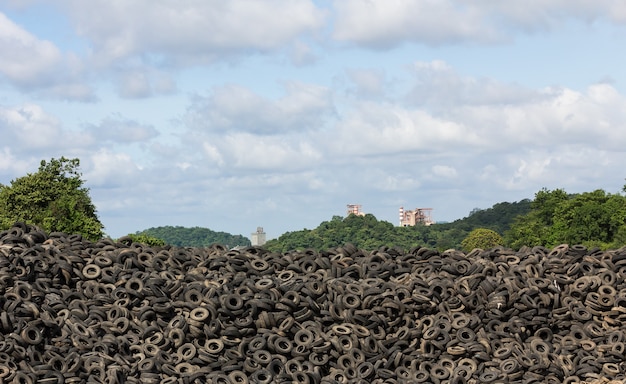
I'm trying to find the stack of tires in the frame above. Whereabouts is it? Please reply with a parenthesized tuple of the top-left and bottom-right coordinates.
(1, 223, 625, 383)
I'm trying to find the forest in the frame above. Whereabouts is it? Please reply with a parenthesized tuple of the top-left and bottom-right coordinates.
(264, 188, 626, 252)
(2, 157, 625, 252)
(134, 225, 251, 248)
(263, 199, 531, 253)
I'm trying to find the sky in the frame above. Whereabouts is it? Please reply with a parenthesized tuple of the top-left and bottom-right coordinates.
(1, 1, 625, 240)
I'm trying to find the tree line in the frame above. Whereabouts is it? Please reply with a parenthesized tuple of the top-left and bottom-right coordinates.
(264, 188, 626, 252)
(1, 157, 625, 251)
(263, 199, 530, 253)
(134, 226, 251, 248)
(505, 188, 626, 250)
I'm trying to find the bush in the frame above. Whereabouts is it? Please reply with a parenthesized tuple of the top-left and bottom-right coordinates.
(461, 228, 503, 252)
(125, 233, 166, 246)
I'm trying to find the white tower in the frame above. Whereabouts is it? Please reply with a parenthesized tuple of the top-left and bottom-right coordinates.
(251, 227, 266, 246)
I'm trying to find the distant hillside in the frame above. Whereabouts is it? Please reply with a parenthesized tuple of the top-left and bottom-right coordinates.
(135, 226, 251, 248)
(438, 199, 532, 234)
(263, 199, 531, 252)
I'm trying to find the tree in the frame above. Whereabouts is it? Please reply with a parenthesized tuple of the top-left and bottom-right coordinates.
(550, 190, 626, 246)
(504, 212, 545, 250)
(135, 226, 251, 247)
(461, 228, 503, 252)
(125, 233, 166, 247)
(505, 187, 626, 249)
(532, 188, 569, 226)
(264, 200, 531, 252)
(468, 207, 483, 216)
(0, 157, 104, 240)
(504, 188, 568, 249)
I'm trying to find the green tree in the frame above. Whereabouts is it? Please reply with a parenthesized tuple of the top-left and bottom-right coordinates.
(456, 201, 531, 234)
(504, 188, 568, 249)
(125, 233, 166, 247)
(532, 188, 568, 225)
(610, 226, 626, 249)
(461, 228, 503, 252)
(550, 190, 626, 247)
(135, 226, 251, 247)
(504, 212, 545, 250)
(265, 199, 531, 253)
(506, 187, 626, 249)
(0, 157, 104, 240)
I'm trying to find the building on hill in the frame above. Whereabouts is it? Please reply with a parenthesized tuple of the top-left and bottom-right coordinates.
(347, 204, 365, 216)
(399, 207, 434, 226)
(251, 227, 266, 246)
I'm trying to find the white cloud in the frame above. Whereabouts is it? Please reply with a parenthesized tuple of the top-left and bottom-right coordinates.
(0, 147, 32, 176)
(366, 171, 422, 192)
(329, 101, 479, 157)
(332, 0, 495, 47)
(454, 83, 626, 150)
(202, 142, 225, 167)
(116, 69, 177, 99)
(0, 12, 93, 100)
(332, 0, 626, 48)
(0, 12, 62, 84)
(84, 149, 141, 187)
(308, 65, 626, 210)
(0, 103, 66, 149)
(35, 83, 97, 102)
(62, 0, 326, 65)
(116, 71, 151, 99)
(176, 162, 191, 171)
(289, 40, 318, 66)
(85, 115, 160, 143)
(500, 146, 616, 191)
(395, 62, 626, 153)
(432, 165, 458, 178)
(206, 133, 323, 171)
(483, 0, 623, 30)
(0, 104, 163, 169)
(510, 154, 554, 187)
(407, 60, 538, 107)
(345, 68, 387, 98)
(186, 82, 334, 134)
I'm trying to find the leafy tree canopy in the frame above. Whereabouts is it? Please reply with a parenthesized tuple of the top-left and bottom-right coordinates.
(505, 188, 626, 250)
(125, 233, 166, 247)
(134, 226, 251, 248)
(461, 228, 504, 252)
(265, 214, 403, 253)
(437, 199, 532, 234)
(264, 199, 529, 253)
(0, 157, 104, 240)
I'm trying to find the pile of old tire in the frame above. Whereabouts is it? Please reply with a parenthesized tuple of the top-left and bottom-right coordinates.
(2, 222, 626, 383)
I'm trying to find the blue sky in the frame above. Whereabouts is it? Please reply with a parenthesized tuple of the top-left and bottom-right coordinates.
(1, 1, 625, 240)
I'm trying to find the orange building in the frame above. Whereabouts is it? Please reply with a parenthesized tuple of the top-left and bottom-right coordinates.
(399, 207, 433, 226)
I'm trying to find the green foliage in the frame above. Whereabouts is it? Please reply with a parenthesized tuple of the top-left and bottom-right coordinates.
(505, 188, 626, 249)
(447, 200, 532, 234)
(461, 228, 504, 252)
(125, 233, 166, 247)
(135, 226, 251, 247)
(264, 200, 529, 252)
(503, 212, 545, 250)
(264, 214, 402, 252)
(266, 187, 626, 252)
(609, 225, 626, 249)
(0, 157, 104, 240)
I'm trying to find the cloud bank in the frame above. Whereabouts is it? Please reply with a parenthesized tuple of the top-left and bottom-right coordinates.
(0, 1, 624, 239)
